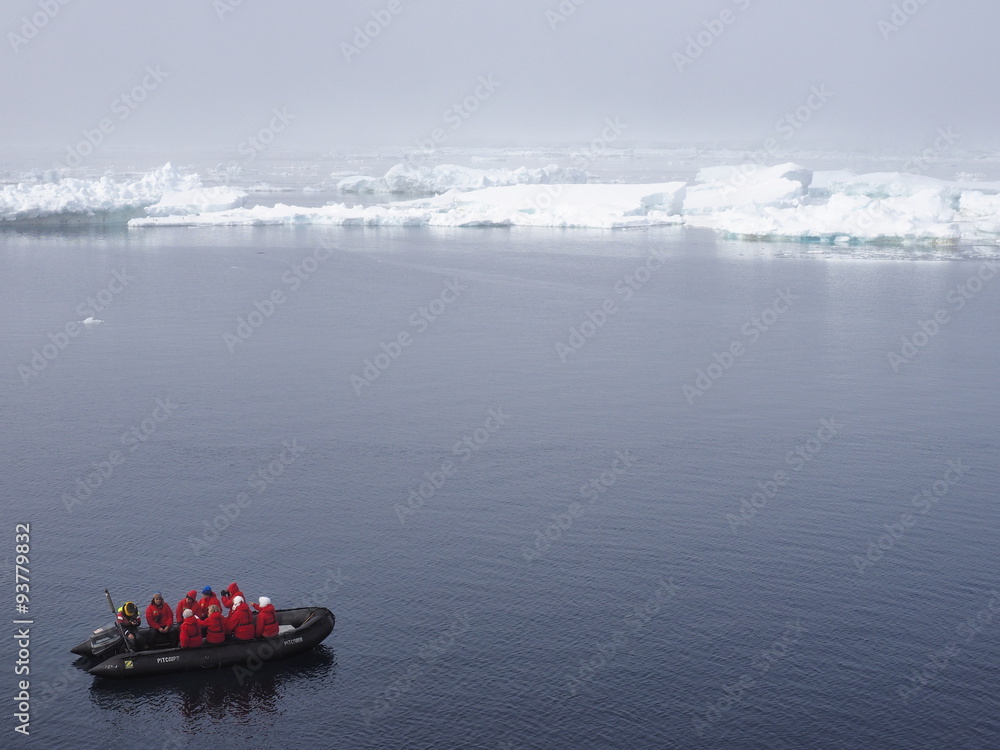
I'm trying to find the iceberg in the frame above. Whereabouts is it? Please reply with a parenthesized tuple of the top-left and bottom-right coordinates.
(144, 186, 247, 217)
(131, 182, 687, 229)
(0, 164, 242, 224)
(6, 160, 999, 245)
(683, 162, 811, 215)
(400, 182, 687, 228)
(336, 163, 588, 194)
(685, 189, 960, 242)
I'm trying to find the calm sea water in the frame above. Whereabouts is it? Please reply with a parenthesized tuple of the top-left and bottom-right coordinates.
(2, 217, 999, 749)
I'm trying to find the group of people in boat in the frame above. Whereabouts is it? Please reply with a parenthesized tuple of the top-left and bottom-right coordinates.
(114, 582, 279, 650)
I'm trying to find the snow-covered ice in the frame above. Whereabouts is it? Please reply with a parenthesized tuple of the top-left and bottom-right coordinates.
(0, 164, 243, 223)
(336, 163, 588, 194)
(682, 163, 811, 215)
(5, 161, 1000, 244)
(131, 182, 687, 229)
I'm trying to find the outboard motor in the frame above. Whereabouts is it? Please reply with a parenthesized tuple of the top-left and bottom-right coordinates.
(88, 622, 125, 657)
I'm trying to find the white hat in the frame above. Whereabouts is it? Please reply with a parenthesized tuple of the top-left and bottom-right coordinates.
(233, 596, 244, 606)
(258, 597, 271, 607)
(183, 609, 194, 619)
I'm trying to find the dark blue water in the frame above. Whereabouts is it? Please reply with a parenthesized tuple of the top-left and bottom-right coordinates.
(2, 223, 999, 749)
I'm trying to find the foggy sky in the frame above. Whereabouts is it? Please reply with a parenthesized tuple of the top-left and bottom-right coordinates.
(4, 0, 999, 157)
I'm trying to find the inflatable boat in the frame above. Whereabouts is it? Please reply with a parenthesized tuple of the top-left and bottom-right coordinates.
(73, 606, 334, 680)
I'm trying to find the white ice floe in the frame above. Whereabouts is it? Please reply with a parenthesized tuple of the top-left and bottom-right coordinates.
(336, 163, 589, 194)
(686, 189, 960, 242)
(130, 182, 688, 229)
(8, 161, 1000, 244)
(144, 186, 247, 217)
(682, 162, 811, 215)
(0, 164, 241, 224)
(401, 182, 687, 228)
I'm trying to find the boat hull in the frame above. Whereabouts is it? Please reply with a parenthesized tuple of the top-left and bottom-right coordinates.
(85, 607, 334, 680)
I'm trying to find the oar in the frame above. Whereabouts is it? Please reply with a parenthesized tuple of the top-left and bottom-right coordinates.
(105, 589, 135, 653)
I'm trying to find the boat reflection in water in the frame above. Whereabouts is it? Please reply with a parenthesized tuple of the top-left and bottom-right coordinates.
(87, 646, 337, 723)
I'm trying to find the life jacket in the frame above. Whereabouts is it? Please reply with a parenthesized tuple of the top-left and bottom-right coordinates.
(116, 605, 140, 630)
(227, 603, 255, 640)
(179, 616, 203, 648)
(204, 612, 226, 644)
(256, 605, 279, 638)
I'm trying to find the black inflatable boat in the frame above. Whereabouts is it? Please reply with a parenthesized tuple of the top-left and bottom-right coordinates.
(73, 607, 334, 680)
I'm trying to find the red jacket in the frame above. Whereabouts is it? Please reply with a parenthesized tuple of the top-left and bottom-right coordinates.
(255, 604, 279, 638)
(202, 612, 226, 644)
(145, 602, 173, 630)
(226, 602, 255, 640)
(179, 615, 203, 648)
(198, 595, 221, 618)
(221, 583, 243, 611)
(175, 597, 198, 624)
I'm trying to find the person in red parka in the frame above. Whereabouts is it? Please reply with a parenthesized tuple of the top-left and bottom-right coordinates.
(145, 593, 174, 648)
(175, 590, 198, 624)
(201, 604, 226, 645)
(253, 596, 280, 638)
(226, 596, 255, 641)
(178, 609, 203, 648)
(221, 582, 244, 613)
(198, 586, 221, 618)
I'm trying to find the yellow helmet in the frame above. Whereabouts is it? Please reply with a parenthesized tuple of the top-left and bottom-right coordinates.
(122, 601, 137, 618)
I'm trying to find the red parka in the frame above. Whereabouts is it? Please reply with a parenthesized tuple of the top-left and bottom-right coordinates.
(221, 583, 244, 611)
(145, 601, 173, 630)
(175, 593, 198, 624)
(202, 611, 226, 644)
(198, 594, 221, 618)
(226, 601, 255, 641)
(255, 604, 279, 638)
(179, 615, 203, 648)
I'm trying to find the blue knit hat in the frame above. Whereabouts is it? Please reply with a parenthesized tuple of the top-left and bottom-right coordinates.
(202, 586, 213, 595)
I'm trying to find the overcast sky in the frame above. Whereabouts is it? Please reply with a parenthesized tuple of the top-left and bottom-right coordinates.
(4, 0, 998, 156)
